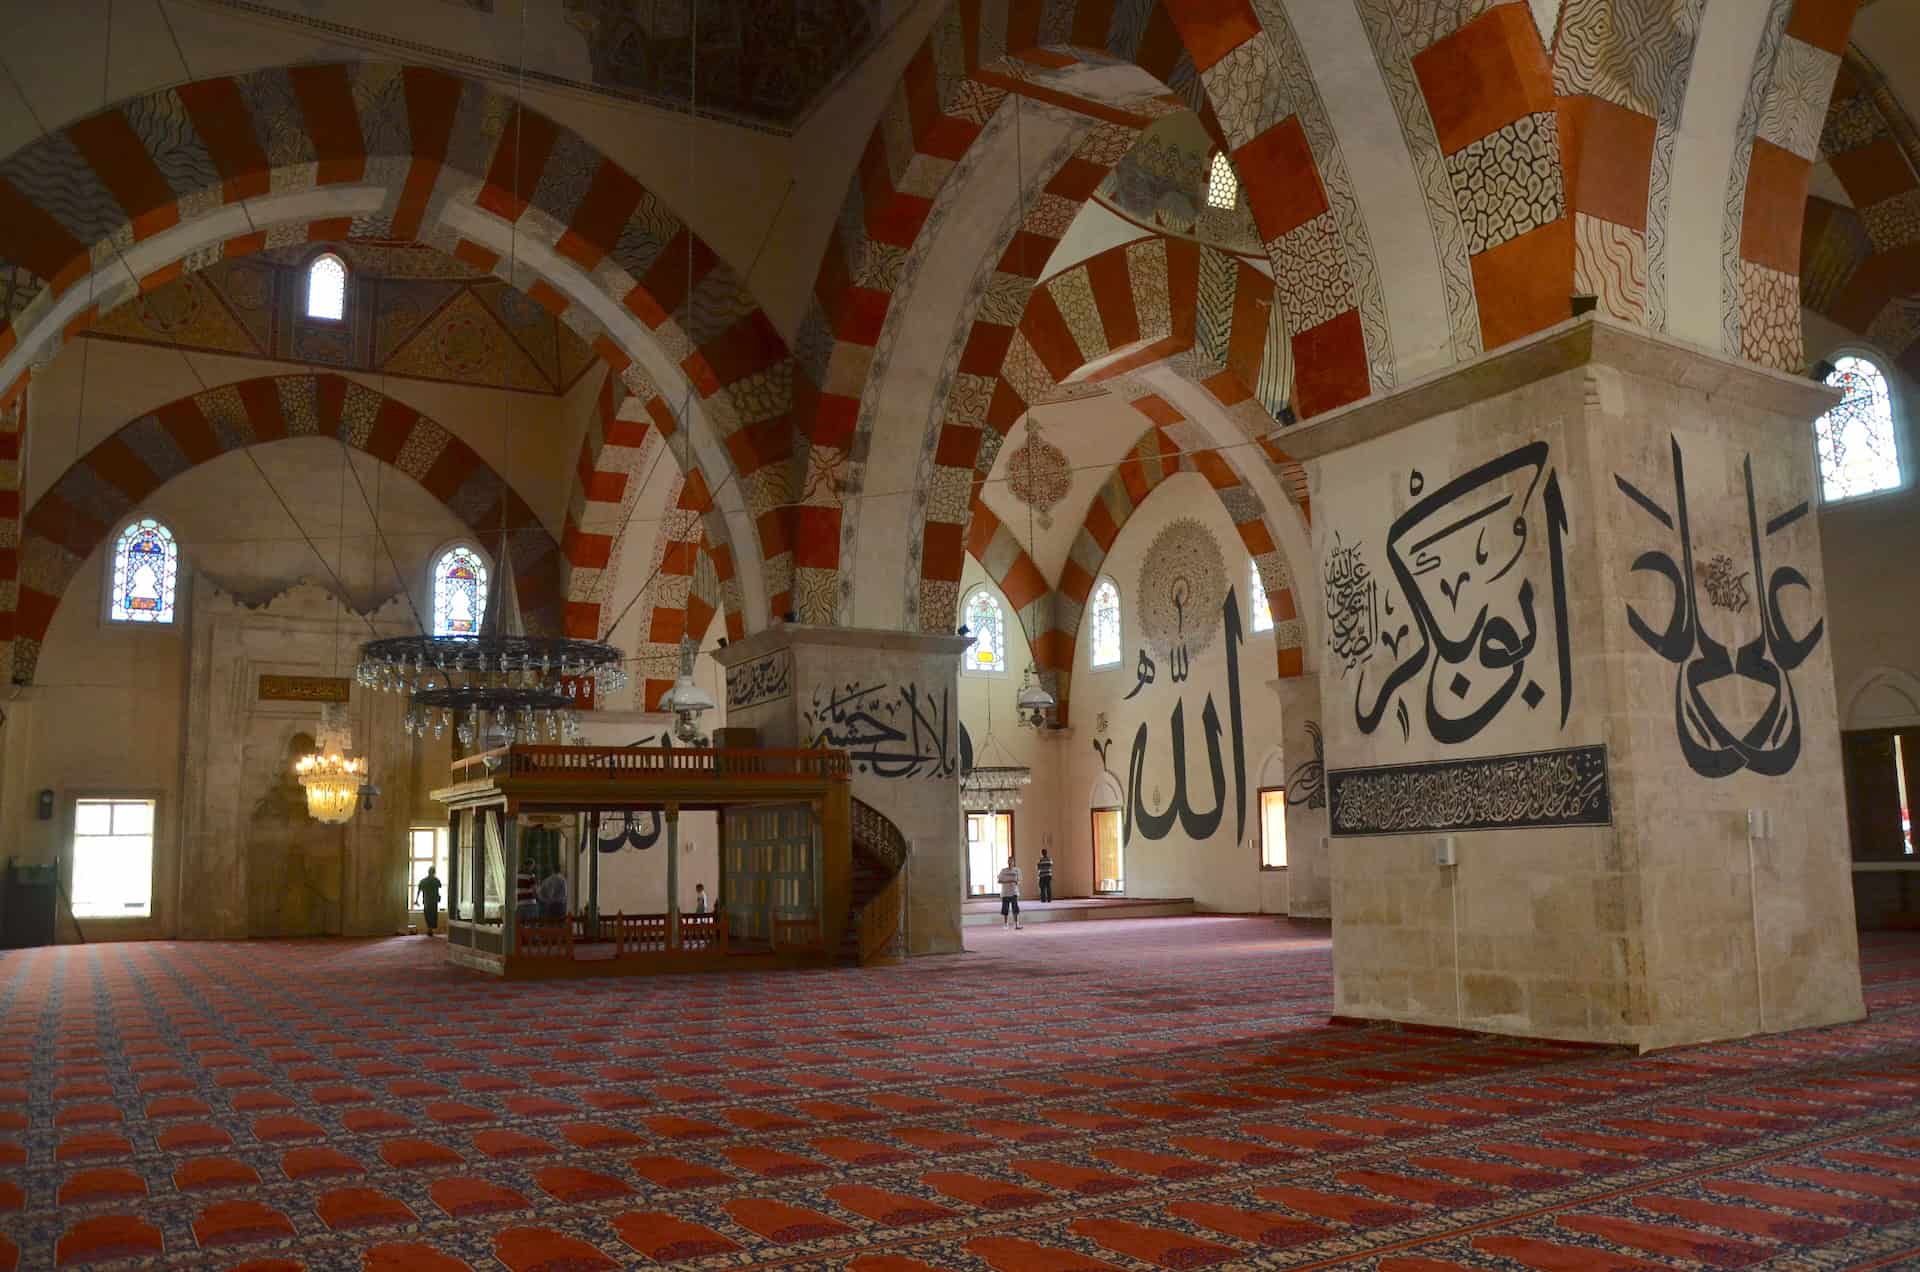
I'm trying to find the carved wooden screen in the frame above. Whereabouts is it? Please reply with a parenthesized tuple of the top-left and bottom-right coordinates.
(723, 803, 816, 944)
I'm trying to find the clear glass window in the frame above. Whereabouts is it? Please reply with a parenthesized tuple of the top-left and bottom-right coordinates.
(1818, 354, 1904, 502)
(1260, 788, 1288, 869)
(432, 546, 489, 638)
(71, 799, 155, 918)
(110, 518, 178, 625)
(1249, 561, 1274, 633)
(1207, 151, 1239, 210)
(1090, 578, 1121, 668)
(307, 253, 347, 321)
(408, 826, 448, 909)
(963, 588, 1007, 674)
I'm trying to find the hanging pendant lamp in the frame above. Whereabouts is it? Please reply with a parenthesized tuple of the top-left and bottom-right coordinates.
(298, 702, 366, 824)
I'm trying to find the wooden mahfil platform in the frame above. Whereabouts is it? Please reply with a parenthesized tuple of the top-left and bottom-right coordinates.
(431, 744, 853, 978)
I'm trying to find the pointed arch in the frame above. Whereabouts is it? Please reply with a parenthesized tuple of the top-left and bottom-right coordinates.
(0, 62, 789, 669)
(15, 373, 561, 684)
(795, 0, 1578, 620)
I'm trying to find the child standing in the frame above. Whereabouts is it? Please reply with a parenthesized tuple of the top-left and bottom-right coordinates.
(996, 855, 1022, 930)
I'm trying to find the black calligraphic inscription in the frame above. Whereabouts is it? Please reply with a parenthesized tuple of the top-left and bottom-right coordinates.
(1324, 531, 1377, 673)
(1124, 650, 1156, 700)
(1328, 745, 1611, 836)
(1122, 590, 1247, 847)
(804, 682, 961, 779)
(1170, 645, 1191, 683)
(1616, 437, 1824, 778)
(725, 649, 791, 710)
(1349, 442, 1573, 746)
(1286, 720, 1327, 810)
(598, 811, 662, 852)
(1703, 554, 1751, 614)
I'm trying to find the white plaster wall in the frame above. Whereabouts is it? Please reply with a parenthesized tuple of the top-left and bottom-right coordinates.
(0, 440, 469, 938)
(1044, 471, 1285, 912)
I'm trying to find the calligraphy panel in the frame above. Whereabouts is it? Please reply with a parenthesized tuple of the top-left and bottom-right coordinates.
(1614, 432, 1826, 780)
(1321, 439, 1575, 757)
(1328, 745, 1612, 837)
(726, 649, 792, 711)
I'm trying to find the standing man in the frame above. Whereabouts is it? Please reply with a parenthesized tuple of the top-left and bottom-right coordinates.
(1036, 848, 1054, 904)
(416, 866, 442, 937)
(997, 854, 1022, 930)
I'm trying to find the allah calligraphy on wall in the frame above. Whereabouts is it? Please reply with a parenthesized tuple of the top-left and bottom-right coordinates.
(1615, 435, 1825, 779)
(1325, 441, 1573, 749)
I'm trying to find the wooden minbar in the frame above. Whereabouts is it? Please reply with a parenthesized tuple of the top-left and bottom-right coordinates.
(432, 744, 852, 977)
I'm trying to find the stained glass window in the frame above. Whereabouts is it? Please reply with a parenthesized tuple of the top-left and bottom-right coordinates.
(1207, 151, 1238, 210)
(963, 587, 1006, 674)
(432, 545, 489, 637)
(1250, 560, 1274, 632)
(1090, 577, 1121, 668)
(307, 253, 347, 321)
(109, 519, 178, 624)
(1818, 355, 1904, 501)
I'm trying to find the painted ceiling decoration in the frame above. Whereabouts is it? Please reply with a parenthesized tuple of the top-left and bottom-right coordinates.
(15, 373, 563, 684)
(1005, 432, 1072, 529)
(1093, 112, 1264, 260)
(87, 252, 598, 396)
(1801, 46, 1920, 377)
(196, 0, 911, 132)
(0, 62, 786, 682)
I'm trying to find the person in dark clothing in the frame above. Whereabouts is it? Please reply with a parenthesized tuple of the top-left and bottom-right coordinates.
(416, 867, 442, 936)
(1036, 848, 1054, 903)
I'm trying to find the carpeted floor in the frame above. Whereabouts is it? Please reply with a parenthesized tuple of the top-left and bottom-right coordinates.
(1, 917, 1916, 1271)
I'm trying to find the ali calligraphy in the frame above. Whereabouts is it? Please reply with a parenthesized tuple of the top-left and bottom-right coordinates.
(1616, 435, 1824, 778)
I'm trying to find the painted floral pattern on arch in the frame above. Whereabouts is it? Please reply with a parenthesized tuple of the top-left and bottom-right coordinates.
(1007, 434, 1071, 530)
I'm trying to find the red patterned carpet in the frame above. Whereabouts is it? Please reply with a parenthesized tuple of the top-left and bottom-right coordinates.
(1, 917, 1917, 1270)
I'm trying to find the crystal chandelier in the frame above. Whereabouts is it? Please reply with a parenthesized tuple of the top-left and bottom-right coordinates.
(962, 765, 1032, 812)
(297, 703, 366, 824)
(356, 536, 626, 748)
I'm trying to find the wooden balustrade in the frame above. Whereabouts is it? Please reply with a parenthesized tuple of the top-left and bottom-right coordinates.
(858, 873, 904, 965)
(452, 745, 849, 783)
(515, 922, 574, 958)
(678, 912, 726, 953)
(511, 911, 732, 960)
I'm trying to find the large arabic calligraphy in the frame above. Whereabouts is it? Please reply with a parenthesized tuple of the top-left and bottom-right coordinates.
(804, 682, 972, 780)
(1616, 435, 1824, 778)
(1331, 442, 1572, 747)
(1122, 590, 1248, 847)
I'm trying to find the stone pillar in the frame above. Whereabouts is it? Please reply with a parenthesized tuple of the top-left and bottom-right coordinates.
(1271, 676, 1330, 918)
(714, 625, 972, 955)
(665, 805, 680, 947)
(1283, 315, 1864, 1050)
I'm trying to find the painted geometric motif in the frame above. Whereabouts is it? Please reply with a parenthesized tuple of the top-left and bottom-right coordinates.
(1758, 35, 1839, 162)
(1137, 518, 1229, 661)
(1445, 112, 1564, 256)
(1572, 213, 1648, 323)
(1006, 434, 1072, 530)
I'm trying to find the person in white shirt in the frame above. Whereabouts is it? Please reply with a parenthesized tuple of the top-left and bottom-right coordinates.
(996, 856, 1022, 930)
(694, 882, 710, 914)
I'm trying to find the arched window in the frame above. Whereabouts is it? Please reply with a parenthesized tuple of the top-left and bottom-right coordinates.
(1818, 354, 1904, 502)
(431, 545, 489, 637)
(306, 252, 347, 321)
(1090, 577, 1121, 668)
(1249, 560, 1274, 632)
(109, 518, 179, 624)
(963, 587, 1007, 674)
(1207, 151, 1238, 210)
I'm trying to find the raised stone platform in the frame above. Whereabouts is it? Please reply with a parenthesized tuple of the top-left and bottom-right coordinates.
(962, 896, 1195, 926)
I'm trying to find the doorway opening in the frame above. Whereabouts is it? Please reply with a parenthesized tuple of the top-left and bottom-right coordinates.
(966, 812, 1014, 896)
(1091, 807, 1123, 894)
